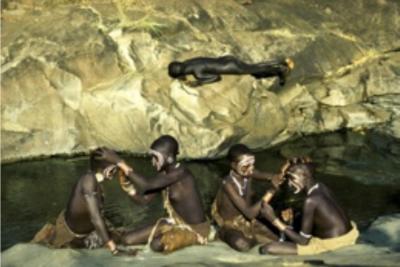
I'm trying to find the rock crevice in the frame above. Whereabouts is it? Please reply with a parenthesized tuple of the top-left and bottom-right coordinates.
(1, 0, 399, 162)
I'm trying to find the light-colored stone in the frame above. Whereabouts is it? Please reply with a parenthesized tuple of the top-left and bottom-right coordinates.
(3, 214, 400, 267)
(1, 0, 399, 162)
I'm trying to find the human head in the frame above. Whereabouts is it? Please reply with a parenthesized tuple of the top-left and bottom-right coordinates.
(149, 135, 179, 171)
(168, 61, 185, 79)
(284, 158, 314, 194)
(90, 148, 118, 182)
(228, 144, 255, 177)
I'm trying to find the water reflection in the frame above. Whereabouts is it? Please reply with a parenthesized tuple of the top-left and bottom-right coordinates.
(2, 131, 400, 250)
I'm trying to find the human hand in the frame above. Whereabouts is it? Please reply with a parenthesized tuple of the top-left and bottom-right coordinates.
(117, 161, 133, 177)
(94, 147, 123, 164)
(271, 173, 285, 189)
(281, 208, 294, 224)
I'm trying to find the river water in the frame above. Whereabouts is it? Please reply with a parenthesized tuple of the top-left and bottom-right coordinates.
(2, 131, 400, 250)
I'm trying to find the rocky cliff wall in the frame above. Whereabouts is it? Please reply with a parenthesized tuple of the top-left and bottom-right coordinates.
(2, 0, 399, 162)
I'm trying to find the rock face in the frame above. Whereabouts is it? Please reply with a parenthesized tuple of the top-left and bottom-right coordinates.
(1, 0, 399, 162)
(2, 214, 400, 267)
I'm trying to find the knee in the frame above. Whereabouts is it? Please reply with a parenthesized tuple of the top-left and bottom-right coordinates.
(121, 233, 135, 246)
(121, 234, 129, 245)
(150, 236, 164, 252)
(231, 238, 251, 252)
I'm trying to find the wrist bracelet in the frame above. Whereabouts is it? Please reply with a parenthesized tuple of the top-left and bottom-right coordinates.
(262, 190, 275, 202)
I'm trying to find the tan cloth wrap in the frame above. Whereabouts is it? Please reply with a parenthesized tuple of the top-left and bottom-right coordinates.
(149, 189, 210, 253)
(297, 221, 359, 255)
(32, 210, 87, 248)
(211, 197, 276, 243)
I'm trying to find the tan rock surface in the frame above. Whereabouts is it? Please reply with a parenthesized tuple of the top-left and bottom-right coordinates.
(2, 0, 399, 162)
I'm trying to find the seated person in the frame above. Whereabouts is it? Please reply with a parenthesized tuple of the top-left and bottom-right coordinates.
(259, 158, 359, 255)
(168, 56, 294, 87)
(95, 135, 211, 253)
(32, 148, 122, 255)
(211, 144, 287, 252)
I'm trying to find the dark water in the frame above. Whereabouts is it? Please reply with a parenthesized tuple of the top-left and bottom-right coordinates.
(2, 131, 400, 250)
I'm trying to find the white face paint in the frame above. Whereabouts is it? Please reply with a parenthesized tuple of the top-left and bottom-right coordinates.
(287, 171, 305, 194)
(236, 154, 255, 177)
(149, 149, 165, 172)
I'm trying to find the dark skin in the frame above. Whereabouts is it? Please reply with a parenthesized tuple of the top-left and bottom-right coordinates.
(96, 148, 206, 251)
(217, 170, 279, 221)
(259, 165, 352, 255)
(215, 161, 283, 252)
(64, 165, 118, 252)
(169, 56, 293, 87)
(65, 173, 108, 240)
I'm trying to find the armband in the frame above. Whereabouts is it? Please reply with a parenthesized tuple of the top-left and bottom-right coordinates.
(262, 189, 276, 203)
(300, 231, 312, 239)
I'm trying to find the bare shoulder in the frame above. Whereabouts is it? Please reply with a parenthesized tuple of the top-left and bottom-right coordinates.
(173, 164, 193, 181)
(221, 176, 235, 192)
(79, 173, 96, 189)
(176, 164, 189, 175)
(304, 193, 320, 208)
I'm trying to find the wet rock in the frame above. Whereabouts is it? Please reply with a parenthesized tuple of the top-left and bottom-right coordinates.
(3, 214, 400, 267)
(362, 214, 400, 250)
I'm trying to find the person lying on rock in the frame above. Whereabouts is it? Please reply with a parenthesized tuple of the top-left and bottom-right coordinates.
(259, 157, 359, 255)
(168, 56, 294, 87)
(95, 135, 211, 254)
(32, 148, 123, 255)
(211, 144, 288, 252)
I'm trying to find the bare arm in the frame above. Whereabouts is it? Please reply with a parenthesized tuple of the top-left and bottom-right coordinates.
(251, 169, 275, 180)
(282, 198, 316, 245)
(118, 172, 157, 204)
(81, 177, 110, 243)
(126, 170, 181, 194)
(262, 198, 316, 245)
(190, 70, 221, 86)
(223, 181, 261, 220)
(127, 193, 157, 205)
(116, 161, 182, 193)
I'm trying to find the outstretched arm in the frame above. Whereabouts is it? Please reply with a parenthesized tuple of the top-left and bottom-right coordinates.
(118, 172, 157, 204)
(117, 161, 181, 193)
(261, 198, 316, 245)
(126, 170, 181, 193)
(93, 148, 181, 194)
(251, 169, 276, 180)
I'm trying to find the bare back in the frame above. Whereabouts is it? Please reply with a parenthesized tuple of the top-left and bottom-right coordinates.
(65, 173, 103, 235)
(305, 183, 351, 238)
